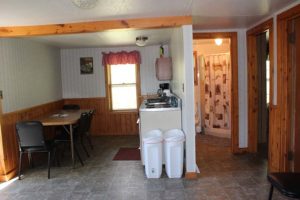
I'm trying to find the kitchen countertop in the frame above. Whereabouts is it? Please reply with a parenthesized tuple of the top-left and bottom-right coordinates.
(139, 100, 181, 112)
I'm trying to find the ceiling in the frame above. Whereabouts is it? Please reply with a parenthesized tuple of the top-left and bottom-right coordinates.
(1, 0, 299, 48)
(28, 28, 174, 48)
(0, 0, 297, 28)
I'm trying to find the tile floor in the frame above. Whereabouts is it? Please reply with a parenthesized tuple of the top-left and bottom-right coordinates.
(0, 134, 293, 200)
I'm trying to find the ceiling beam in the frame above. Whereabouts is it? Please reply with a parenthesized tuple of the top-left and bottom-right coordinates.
(0, 16, 192, 37)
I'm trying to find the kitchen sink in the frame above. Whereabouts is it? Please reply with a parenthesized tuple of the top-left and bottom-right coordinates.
(146, 104, 172, 108)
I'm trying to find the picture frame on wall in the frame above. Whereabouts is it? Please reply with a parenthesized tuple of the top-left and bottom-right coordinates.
(80, 57, 93, 74)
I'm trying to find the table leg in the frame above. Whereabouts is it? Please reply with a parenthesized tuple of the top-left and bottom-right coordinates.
(69, 124, 75, 168)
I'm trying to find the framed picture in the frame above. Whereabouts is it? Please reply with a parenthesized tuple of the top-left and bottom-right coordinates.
(80, 57, 93, 74)
(193, 51, 198, 85)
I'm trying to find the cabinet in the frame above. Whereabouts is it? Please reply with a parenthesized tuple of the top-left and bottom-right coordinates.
(156, 57, 172, 80)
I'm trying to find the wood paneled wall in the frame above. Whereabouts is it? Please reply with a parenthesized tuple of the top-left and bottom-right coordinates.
(64, 98, 139, 136)
(0, 100, 63, 181)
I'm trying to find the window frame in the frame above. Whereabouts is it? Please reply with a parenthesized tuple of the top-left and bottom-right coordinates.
(105, 64, 141, 112)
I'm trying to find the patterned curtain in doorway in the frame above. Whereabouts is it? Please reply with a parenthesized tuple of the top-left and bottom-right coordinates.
(203, 53, 231, 129)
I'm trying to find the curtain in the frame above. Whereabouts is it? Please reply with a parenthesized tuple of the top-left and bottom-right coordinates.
(102, 50, 141, 66)
(203, 54, 231, 129)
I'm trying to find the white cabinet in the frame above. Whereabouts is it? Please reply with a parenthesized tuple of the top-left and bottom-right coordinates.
(139, 108, 181, 164)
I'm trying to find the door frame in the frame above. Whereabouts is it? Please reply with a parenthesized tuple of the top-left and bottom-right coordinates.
(247, 19, 274, 153)
(193, 32, 240, 153)
(274, 4, 300, 172)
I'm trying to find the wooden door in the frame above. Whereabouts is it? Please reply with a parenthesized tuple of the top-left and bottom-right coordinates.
(289, 16, 300, 172)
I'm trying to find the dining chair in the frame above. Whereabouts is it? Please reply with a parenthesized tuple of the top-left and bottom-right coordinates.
(62, 104, 80, 110)
(54, 112, 90, 166)
(267, 173, 300, 200)
(16, 121, 56, 179)
(85, 110, 95, 150)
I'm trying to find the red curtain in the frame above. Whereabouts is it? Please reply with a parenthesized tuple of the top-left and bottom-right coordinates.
(102, 51, 141, 66)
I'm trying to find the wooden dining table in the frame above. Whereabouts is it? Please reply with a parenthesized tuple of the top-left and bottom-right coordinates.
(38, 109, 91, 168)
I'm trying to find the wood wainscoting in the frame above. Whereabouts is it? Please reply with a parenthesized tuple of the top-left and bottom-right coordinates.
(64, 98, 139, 136)
(0, 100, 64, 181)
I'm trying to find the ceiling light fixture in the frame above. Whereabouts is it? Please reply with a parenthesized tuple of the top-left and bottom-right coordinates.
(215, 38, 223, 46)
(136, 36, 148, 47)
(72, 0, 99, 9)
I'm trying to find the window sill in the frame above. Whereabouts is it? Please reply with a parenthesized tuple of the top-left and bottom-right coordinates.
(110, 109, 138, 114)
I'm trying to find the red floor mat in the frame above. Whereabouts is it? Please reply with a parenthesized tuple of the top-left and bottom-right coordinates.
(113, 147, 141, 160)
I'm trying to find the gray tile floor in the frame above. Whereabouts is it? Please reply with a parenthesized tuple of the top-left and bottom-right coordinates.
(0, 134, 293, 200)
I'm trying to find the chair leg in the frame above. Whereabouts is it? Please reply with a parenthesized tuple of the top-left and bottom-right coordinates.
(47, 152, 51, 179)
(18, 152, 23, 180)
(74, 146, 84, 166)
(86, 134, 93, 150)
(268, 185, 273, 200)
(81, 138, 90, 157)
(28, 152, 34, 168)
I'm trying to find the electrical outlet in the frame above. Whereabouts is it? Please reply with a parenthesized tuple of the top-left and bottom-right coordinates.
(0, 90, 2, 99)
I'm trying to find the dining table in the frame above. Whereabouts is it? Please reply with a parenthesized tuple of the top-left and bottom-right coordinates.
(38, 109, 91, 168)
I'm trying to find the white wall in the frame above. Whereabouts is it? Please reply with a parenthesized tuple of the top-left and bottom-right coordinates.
(170, 25, 196, 173)
(61, 45, 169, 98)
(0, 38, 62, 113)
(193, 29, 248, 148)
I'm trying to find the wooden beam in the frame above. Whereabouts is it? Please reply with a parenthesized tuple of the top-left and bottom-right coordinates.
(0, 16, 192, 37)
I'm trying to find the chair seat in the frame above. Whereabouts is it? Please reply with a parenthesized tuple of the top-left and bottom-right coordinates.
(21, 140, 54, 152)
(268, 173, 300, 198)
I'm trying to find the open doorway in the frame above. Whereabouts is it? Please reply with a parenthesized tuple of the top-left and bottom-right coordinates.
(194, 39, 232, 139)
(247, 19, 273, 161)
(256, 31, 270, 159)
(193, 32, 239, 153)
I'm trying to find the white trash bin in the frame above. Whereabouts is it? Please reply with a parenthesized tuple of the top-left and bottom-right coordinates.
(164, 129, 185, 178)
(143, 129, 163, 178)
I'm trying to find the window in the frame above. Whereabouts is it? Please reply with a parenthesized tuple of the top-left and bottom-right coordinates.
(106, 64, 140, 111)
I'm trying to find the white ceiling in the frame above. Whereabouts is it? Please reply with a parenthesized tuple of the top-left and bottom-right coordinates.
(1, 0, 299, 48)
(0, 0, 297, 28)
(28, 28, 174, 48)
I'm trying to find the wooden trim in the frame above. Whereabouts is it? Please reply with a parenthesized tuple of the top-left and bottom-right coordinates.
(0, 16, 192, 37)
(185, 172, 198, 179)
(193, 32, 240, 154)
(246, 19, 274, 153)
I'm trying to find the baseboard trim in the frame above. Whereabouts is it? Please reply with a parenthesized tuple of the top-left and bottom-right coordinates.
(0, 169, 17, 182)
(185, 172, 198, 179)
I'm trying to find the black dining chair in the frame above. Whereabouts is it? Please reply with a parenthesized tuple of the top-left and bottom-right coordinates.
(54, 112, 90, 165)
(62, 104, 80, 110)
(16, 121, 56, 179)
(84, 110, 95, 150)
(267, 173, 300, 200)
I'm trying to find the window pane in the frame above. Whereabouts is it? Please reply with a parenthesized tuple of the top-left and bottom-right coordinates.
(111, 64, 136, 84)
(112, 85, 137, 110)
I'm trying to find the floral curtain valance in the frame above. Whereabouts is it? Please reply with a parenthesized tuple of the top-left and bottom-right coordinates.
(102, 50, 141, 66)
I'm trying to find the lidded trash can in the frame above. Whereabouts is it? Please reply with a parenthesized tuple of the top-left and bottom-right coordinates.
(143, 129, 163, 178)
(164, 129, 185, 178)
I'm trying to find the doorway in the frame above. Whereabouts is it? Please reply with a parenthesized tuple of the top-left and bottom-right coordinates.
(194, 39, 232, 138)
(193, 32, 239, 153)
(247, 19, 273, 158)
(256, 31, 270, 159)
(288, 16, 300, 172)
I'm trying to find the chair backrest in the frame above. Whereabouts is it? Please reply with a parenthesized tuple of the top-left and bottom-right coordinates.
(77, 112, 90, 135)
(87, 110, 95, 132)
(62, 104, 80, 110)
(15, 121, 46, 150)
